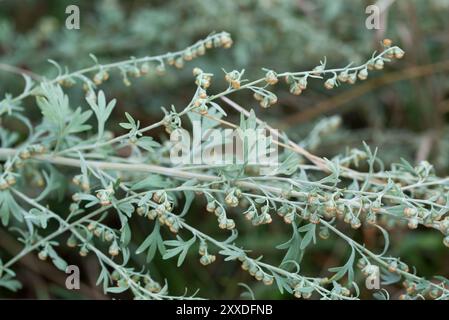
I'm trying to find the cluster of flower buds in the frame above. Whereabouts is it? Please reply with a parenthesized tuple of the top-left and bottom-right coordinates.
(252, 89, 278, 108)
(224, 187, 242, 207)
(58, 77, 76, 87)
(293, 281, 314, 299)
(243, 205, 272, 226)
(144, 277, 162, 293)
(142, 191, 178, 233)
(205, 201, 235, 230)
(198, 241, 216, 266)
(168, 32, 232, 71)
(218, 214, 235, 230)
(400, 278, 442, 299)
(382, 38, 405, 58)
(89, 33, 232, 89)
(192, 68, 211, 114)
(334, 42, 404, 88)
(330, 285, 351, 298)
(194, 67, 212, 89)
(211, 32, 233, 49)
(323, 200, 337, 219)
(285, 75, 308, 96)
(111, 270, 162, 294)
(224, 69, 244, 89)
(239, 256, 274, 285)
(328, 202, 362, 229)
(313, 40, 404, 90)
(277, 205, 296, 224)
(343, 212, 361, 229)
(17, 144, 46, 160)
(86, 222, 116, 243)
(92, 69, 109, 85)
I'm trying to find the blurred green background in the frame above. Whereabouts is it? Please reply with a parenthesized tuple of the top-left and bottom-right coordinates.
(1, 0, 449, 299)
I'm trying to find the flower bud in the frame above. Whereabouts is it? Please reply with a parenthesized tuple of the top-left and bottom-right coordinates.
(264, 70, 278, 85)
(350, 217, 361, 229)
(374, 59, 384, 70)
(67, 234, 77, 248)
(408, 217, 419, 229)
(38, 250, 48, 261)
(108, 241, 120, 257)
(393, 47, 405, 59)
(358, 68, 368, 80)
(338, 71, 349, 82)
(324, 78, 335, 89)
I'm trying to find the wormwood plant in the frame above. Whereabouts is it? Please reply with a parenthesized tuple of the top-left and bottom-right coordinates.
(0, 31, 448, 300)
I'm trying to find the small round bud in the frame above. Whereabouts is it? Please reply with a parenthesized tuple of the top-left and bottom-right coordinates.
(174, 58, 184, 69)
(348, 73, 357, 84)
(206, 201, 216, 213)
(264, 70, 278, 85)
(226, 219, 236, 230)
(289, 82, 302, 95)
(318, 228, 330, 240)
(38, 250, 48, 261)
(393, 47, 405, 59)
(140, 63, 150, 75)
(255, 270, 264, 281)
(144, 209, 156, 220)
(193, 67, 203, 76)
(324, 78, 335, 90)
(79, 246, 89, 257)
(403, 207, 417, 217)
(230, 79, 240, 89)
(374, 59, 384, 70)
(408, 217, 419, 229)
(338, 71, 349, 82)
(350, 217, 361, 229)
(66, 235, 77, 248)
(108, 241, 120, 257)
(358, 68, 368, 80)
(382, 38, 393, 47)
